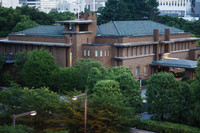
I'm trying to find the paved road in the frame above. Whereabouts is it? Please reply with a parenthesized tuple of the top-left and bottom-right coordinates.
(130, 128, 156, 133)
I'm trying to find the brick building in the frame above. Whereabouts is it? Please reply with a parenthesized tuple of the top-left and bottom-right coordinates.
(0, 13, 200, 79)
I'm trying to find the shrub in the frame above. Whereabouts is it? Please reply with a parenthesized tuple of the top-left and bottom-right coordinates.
(136, 120, 200, 133)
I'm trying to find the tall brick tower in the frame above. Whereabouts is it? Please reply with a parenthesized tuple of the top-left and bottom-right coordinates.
(58, 13, 97, 66)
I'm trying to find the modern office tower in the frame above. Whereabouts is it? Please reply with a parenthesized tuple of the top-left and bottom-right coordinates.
(57, 0, 85, 14)
(158, 0, 192, 17)
(85, 0, 106, 11)
(194, 0, 200, 17)
(1, 0, 19, 9)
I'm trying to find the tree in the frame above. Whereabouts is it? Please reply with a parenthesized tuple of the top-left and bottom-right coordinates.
(57, 67, 79, 93)
(86, 67, 103, 93)
(115, 72, 143, 113)
(16, 6, 54, 25)
(97, 0, 159, 24)
(48, 11, 76, 22)
(146, 72, 181, 121)
(0, 6, 23, 37)
(20, 49, 59, 90)
(12, 16, 39, 32)
(88, 80, 137, 132)
(0, 87, 62, 132)
(60, 81, 138, 133)
(74, 59, 106, 90)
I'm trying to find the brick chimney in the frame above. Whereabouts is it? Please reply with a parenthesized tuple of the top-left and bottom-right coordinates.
(153, 29, 159, 42)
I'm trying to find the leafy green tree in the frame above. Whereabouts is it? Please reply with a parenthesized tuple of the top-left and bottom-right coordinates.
(60, 81, 138, 133)
(0, 88, 24, 125)
(115, 72, 143, 113)
(12, 16, 39, 32)
(21, 87, 61, 132)
(48, 11, 75, 22)
(20, 49, 59, 90)
(111, 66, 133, 77)
(0, 6, 23, 37)
(97, 0, 159, 24)
(146, 72, 181, 121)
(57, 67, 79, 93)
(16, 6, 54, 25)
(86, 67, 103, 93)
(0, 87, 61, 132)
(74, 59, 105, 90)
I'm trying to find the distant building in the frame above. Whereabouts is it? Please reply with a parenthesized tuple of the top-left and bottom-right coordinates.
(1, 13, 200, 79)
(57, 0, 85, 14)
(158, 0, 192, 17)
(194, 0, 200, 18)
(85, 0, 106, 11)
(1, 0, 19, 9)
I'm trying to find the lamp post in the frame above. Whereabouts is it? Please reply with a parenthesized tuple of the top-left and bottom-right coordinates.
(13, 111, 37, 127)
(72, 92, 87, 133)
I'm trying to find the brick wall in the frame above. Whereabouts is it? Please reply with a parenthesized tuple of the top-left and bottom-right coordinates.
(9, 35, 66, 43)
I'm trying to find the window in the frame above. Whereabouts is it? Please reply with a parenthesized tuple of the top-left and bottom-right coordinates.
(125, 48, 128, 57)
(184, 42, 186, 49)
(147, 46, 150, 54)
(150, 45, 153, 54)
(95, 50, 98, 57)
(159, 45, 162, 53)
(105, 50, 106, 56)
(187, 42, 189, 49)
(108, 50, 110, 56)
(136, 66, 140, 77)
(144, 66, 148, 76)
(173, 43, 175, 51)
(134, 47, 137, 56)
(143, 46, 146, 55)
(130, 47, 133, 56)
(88, 50, 90, 56)
(139, 47, 142, 55)
(50, 47, 54, 56)
(100, 50, 103, 57)
(84, 50, 86, 56)
(171, 44, 173, 51)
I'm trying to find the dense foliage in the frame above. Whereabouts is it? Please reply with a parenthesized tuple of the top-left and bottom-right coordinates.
(136, 120, 200, 133)
(0, 54, 5, 70)
(0, 6, 75, 37)
(20, 49, 59, 90)
(97, 0, 159, 24)
(0, 125, 33, 133)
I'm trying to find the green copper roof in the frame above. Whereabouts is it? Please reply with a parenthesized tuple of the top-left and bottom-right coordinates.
(19, 25, 65, 36)
(151, 58, 197, 69)
(97, 21, 184, 36)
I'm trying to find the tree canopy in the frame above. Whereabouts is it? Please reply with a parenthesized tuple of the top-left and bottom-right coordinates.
(97, 0, 159, 24)
(20, 49, 59, 89)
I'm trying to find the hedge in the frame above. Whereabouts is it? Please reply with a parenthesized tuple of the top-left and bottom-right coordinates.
(136, 120, 200, 133)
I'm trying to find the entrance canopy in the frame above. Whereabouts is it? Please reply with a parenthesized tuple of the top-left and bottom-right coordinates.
(151, 58, 197, 69)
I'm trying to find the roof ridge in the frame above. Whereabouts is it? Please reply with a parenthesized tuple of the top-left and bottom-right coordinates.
(113, 21, 121, 35)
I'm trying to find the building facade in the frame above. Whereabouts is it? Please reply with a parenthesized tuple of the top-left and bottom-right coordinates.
(1, 0, 19, 9)
(0, 13, 199, 79)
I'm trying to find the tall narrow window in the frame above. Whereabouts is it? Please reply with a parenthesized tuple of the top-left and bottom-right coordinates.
(134, 47, 137, 56)
(136, 66, 140, 77)
(139, 47, 142, 55)
(147, 46, 149, 54)
(125, 48, 128, 57)
(144, 66, 148, 76)
(130, 47, 133, 56)
(88, 50, 90, 56)
(108, 50, 110, 56)
(100, 50, 103, 57)
(84, 50, 86, 56)
(95, 50, 98, 57)
(105, 50, 106, 56)
(143, 46, 146, 55)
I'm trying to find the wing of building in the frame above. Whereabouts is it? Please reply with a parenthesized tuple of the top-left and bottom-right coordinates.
(1, 13, 200, 79)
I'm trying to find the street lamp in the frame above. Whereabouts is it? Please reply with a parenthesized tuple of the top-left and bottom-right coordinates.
(72, 92, 87, 133)
(13, 111, 37, 127)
